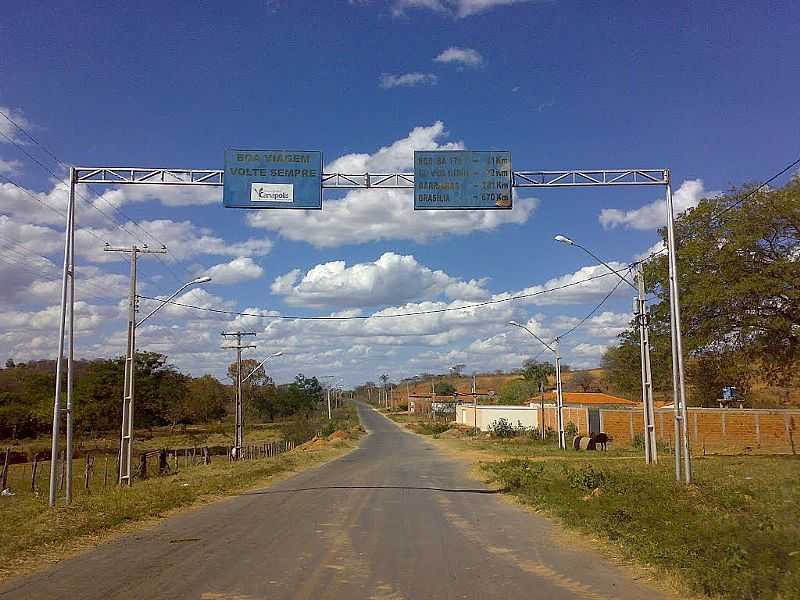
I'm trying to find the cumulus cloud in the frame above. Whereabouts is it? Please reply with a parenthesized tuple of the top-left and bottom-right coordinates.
(434, 47, 484, 68)
(0, 159, 23, 174)
(599, 179, 711, 230)
(0, 105, 35, 145)
(250, 122, 537, 246)
(88, 219, 273, 262)
(271, 252, 490, 308)
(204, 257, 264, 285)
(379, 72, 438, 88)
(391, 0, 534, 18)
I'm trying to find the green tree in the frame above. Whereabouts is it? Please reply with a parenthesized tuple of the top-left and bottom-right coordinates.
(433, 382, 456, 396)
(521, 360, 555, 386)
(604, 178, 800, 405)
(498, 379, 538, 405)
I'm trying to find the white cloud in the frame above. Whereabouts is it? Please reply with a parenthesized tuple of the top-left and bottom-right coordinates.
(326, 121, 462, 173)
(391, 0, 534, 18)
(204, 257, 264, 285)
(96, 185, 222, 208)
(0, 159, 23, 174)
(87, 219, 273, 262)
(0, 105, 35, 145)
(250, 122, 537, 247)
(434, 47, 484, 68)
(271, 252, 490, 308)
(599, 179, 711, 230)
(380, 72, 438, 88)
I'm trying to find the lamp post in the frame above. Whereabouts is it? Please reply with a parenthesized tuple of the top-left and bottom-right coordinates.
(554, 234, 659, 466)
(118, 275, 211, 485)
(508, 321, 566, 449)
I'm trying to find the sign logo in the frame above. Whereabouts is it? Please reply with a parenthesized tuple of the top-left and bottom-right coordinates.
(251, 183, 293, 203)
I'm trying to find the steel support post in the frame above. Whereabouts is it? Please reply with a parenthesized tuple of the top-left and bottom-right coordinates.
(636, 264, 657, 464)
(65, 187, 76, 502)
(664, 172, 692, 483)
(48, 167, 76, 507)
(554, 338, 566, 450)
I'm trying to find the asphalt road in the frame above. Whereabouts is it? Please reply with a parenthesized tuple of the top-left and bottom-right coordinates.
(1, 404, 663, 599)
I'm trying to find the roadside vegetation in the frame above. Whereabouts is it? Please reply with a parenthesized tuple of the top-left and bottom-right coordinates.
(0, 403, 362, 581)
(389, 412, 799, 600)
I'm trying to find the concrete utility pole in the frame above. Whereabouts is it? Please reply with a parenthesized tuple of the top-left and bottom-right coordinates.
(509, 321, 567, 449)
(554, 235, 659, 465)
(636, 264, 658, 464)
(104, 244, 167, 486)
(222, 331, 256, 459)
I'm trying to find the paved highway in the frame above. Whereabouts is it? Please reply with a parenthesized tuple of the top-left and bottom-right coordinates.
(0, 404, 662, 599)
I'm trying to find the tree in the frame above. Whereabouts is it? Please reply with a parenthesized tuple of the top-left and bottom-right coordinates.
(568, 371, 598, 393)
(4, 358, 15, 369)
(498, 379, 538, 405)
(604, 178, 800, 405)
(521, 360, 555, 386)
(433, 382, 456, 396)
(186, 375, 229, 423)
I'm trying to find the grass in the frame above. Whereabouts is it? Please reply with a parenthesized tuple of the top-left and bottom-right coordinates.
(0, 405, 363, 581)
(395, 414, 799, 600)
(2, 420, 285, 458)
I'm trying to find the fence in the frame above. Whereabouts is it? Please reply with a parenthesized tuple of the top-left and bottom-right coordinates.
(599, 407, 799, 454)
(0, 439, 299, 500)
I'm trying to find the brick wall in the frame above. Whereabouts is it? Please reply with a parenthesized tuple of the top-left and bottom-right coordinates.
(541, 406, 590, 435)
(600, 407, 799, 454)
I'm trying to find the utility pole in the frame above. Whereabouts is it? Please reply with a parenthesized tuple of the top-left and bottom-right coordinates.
(104, 244, 167, 486)
(48, 167, 76, 507)
(635, 264, 658, 464)
(222, 331, 256, 459)
(554, 337, 566, 450)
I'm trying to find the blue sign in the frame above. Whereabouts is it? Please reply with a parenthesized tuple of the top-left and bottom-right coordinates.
(223, 150, 322, 209)
(414, 150, 512, 210)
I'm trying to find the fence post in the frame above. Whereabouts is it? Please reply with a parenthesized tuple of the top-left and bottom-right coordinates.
(84, 454, 94, 490)
(104, 456, 109, 488)
(31, 454, 40, 493)
(0, 447, 9, 490)
(159, 449, 168, 475)
(139, 453, 147, 480)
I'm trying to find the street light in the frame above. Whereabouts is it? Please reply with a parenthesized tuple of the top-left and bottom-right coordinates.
(554, 234, 659, 466)
(508, 321, 567, 449)
(118, 275, 212, 486)
(136, 276, 211, 328)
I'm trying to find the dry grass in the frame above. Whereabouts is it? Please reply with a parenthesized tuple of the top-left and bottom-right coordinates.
(0, 406, 363, 581)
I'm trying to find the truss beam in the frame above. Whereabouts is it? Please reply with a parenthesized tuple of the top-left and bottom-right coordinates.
(75, 167, 668, 189)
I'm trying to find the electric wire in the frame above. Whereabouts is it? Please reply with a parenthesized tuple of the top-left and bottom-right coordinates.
(137, 266, 631, 321)
(0, 111, 195, 285)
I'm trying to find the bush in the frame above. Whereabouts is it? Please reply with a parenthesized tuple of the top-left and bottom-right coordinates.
(416, 421, 452, 435)
(563, 464, 607, 490)
(564, 421, 578, 438)
(488, 418, 516, 438)
(484, 459, 544, 490)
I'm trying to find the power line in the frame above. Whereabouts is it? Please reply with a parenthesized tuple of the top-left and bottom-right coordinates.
(137, 266, 632, 321)
(558, 270, 629, 340)
(0, 173, 109, 245)
(0, 110, 195, 285)
(709, 155, 800, 222)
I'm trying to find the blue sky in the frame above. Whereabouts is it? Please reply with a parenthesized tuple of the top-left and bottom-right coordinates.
(1, 0, 798, 386)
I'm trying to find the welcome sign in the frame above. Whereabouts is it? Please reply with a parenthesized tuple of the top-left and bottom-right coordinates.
(223, 150, 322, 209)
